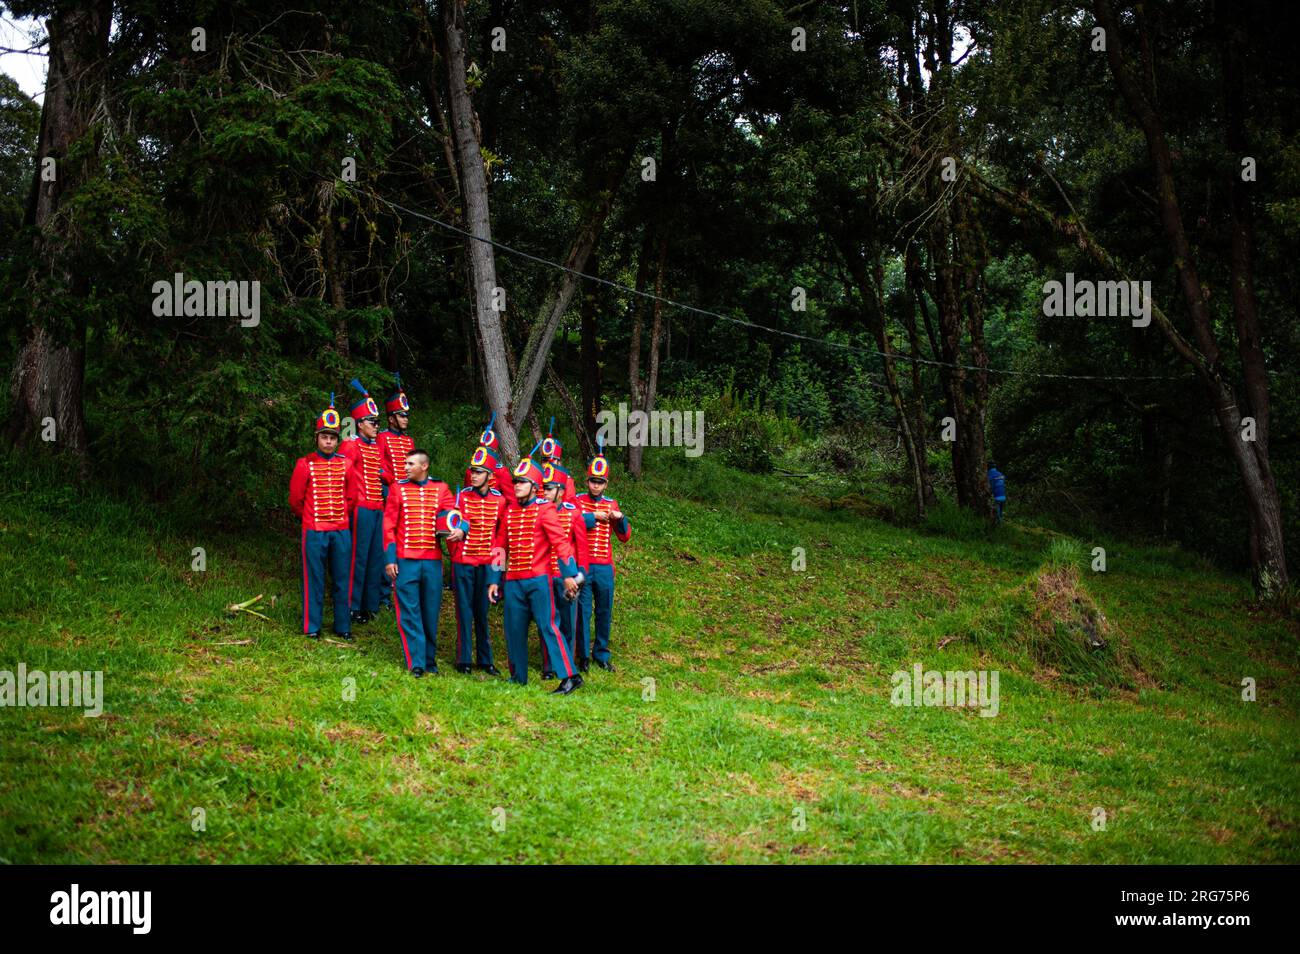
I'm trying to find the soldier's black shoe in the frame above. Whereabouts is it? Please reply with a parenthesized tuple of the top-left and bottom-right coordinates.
(411, 667, 425, 678)
(541, 669, 557, 680)
(306, 631, 321, 640)
(427, 666, 440, 675)
(552, 675, 583, 695)
(455, 663, 473, 674)
(478, 663, 501, 676)
(351, 611, 373, 624)
(337, 632, 354, 641)
(594, 659, 615, 672)
(577, 656, 590, 673)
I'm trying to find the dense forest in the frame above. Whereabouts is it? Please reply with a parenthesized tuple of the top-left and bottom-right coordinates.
(2, 0, 1297, 597)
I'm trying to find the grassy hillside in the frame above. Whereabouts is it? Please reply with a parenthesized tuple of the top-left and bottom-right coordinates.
(0, 447, 1296, 863)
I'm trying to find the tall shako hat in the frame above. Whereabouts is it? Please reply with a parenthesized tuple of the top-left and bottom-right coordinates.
(479, 410, 500, 451)
(541, 462, 564, 489)
(385, 371, 411, 415)
(315, 392, 342, 434)
(348, 378, 380, 421)
(541, 416, 563, 461)
(512, 439, 546, 487)
(587, 436, 609, 479)
(469, 444, 501, 472)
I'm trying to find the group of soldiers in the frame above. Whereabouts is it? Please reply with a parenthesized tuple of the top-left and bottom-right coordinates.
(287, 375, 631, 695)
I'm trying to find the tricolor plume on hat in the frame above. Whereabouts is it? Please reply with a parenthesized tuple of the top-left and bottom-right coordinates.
(512, 439, 546, 486)
(385, 371, 411, 415)
(541, 416, 563, 461)
(315, 392, 342, 434)
(479, 410, 500, 450)
(348, 378, 380, 421)
(587, 436, 609, 478)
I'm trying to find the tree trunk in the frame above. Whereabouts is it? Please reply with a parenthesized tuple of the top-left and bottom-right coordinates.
(840, 241, 929, 519)
(7, 0, 111, 462)
(627, 227, 654, 414)
(1095, 0, 1287, 595)
(580, 247, 603, 445)
(629, 235, 668, 478)
(899, 272, 936, 507)
(443, 0, 519, 461)
(929, 217, 985, 512)
(507, 155, 627, 433)
(546, 360, 594, 462)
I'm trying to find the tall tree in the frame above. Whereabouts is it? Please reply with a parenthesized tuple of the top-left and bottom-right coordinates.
(1094, 0, 1287, 595)
(7, 0, 112, 461)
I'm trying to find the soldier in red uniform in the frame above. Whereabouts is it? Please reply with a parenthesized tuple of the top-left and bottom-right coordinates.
(288, 394, 359, 640)
(382, 448, 464, 677)
(337, 379, 386, 626)
(540, 462, 593, 675)
(486, 457, 584, 694)
(375, 372, 414, 610)
(448, 445, 507, 675)
(538, 418, 578, 503)
(472, 412, 514, 494)
(575, 442, 631, 672)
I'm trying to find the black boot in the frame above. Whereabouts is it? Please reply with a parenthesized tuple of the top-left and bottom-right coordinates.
(552, 675, 584, 695)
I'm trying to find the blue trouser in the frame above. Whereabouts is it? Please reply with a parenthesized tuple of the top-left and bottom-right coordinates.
(349, 507, 384, 615)
(394, 557, 443, 670)
(301, 528, 352, 635)
(546, 576, 579, 665)
(452, 562, 494, 666)
(577, 562, 615, 663)
(994, 497, 1006, 522)
(502, 575, 575, 685)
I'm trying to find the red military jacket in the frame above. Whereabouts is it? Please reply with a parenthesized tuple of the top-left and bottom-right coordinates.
(487, 497, 578, 583)
(576, 493, 631, 569)
(550, 500, 592, 577)
(337, 436, 385, 511)
(289, 452, 359, 531)
(449, 485, 506, 566)
(376, 429, 415, 487)
(383, 477, 457, 562)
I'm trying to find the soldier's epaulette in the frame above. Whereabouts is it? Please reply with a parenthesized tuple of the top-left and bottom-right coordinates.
(489, 488, 502, 496)
(396, 478, 410, 484)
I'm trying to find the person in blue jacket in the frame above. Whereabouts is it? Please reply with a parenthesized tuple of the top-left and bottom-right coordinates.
(987, 461, 1007, 523)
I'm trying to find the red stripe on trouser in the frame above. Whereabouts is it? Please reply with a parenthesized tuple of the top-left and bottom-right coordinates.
(301, 529, 310, 633)
(547, 582, 574, 676)
(394, 567, 413, 668)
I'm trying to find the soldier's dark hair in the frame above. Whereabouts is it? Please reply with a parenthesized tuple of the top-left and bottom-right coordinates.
(407, 449, 431, 465)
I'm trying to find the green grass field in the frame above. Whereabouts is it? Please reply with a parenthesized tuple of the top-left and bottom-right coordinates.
(1, 450, 1296, 863)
